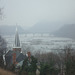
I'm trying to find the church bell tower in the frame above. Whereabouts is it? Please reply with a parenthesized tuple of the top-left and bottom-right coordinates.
(13, 27, 21, 52)
(13, 27, 21, 64)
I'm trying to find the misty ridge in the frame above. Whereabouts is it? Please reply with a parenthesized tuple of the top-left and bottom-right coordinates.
(0, 25, 26, 35)
(0, 22, 75, 39)
(0, 0, 75, 75)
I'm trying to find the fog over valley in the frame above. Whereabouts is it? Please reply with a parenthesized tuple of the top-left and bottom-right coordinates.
(0, 1, 75, 74)
(0, 0, 75, 27)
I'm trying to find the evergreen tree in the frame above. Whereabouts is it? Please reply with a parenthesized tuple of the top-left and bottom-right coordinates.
(19, 56, 37, 75)
(40, 62, 59, 75)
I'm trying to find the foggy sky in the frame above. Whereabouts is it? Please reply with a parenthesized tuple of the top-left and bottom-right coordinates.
(0, 0, 75, 28)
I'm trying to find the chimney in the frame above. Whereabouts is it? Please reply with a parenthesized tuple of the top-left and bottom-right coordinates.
(13, 52, 16, 64)
(27, 52, 31, 61)
(27, 52, 31, 57)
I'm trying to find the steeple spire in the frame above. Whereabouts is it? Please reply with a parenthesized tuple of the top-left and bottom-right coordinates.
(15, 26, 20, 47)
(16, 26, 18, 32)
(13, 25, 21, 64)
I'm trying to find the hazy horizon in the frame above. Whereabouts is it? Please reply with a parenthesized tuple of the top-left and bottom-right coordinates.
(0, 0, 75, 28)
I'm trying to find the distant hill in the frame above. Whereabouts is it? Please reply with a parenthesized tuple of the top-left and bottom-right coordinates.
(28, 22, 62, 33)
(53, 24, 75, 39)
(0, 25, 26, 35)
(1, 24, 75, 39)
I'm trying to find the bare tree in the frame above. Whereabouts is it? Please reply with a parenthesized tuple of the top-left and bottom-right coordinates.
(0, 2, 6, 54)
(56, 45, 75, 75)
(0, 7, 3, 19)
(0, 35, 7, 67)
(0, 35, 7, 55)
(21, 44, 34, 55)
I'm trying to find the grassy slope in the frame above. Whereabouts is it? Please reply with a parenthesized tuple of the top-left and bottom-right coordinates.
(0, 68, 16, 75)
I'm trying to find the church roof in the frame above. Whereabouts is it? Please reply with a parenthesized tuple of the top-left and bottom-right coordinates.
(15, 27, 20, 47)
(16, 53, 26, 62)
(5, 50, 26, 66)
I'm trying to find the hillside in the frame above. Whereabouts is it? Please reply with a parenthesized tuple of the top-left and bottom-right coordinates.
(0, 24, 75, 39)
(0, 25, 26, 35)
(28, 22, 62, 33)
(0, 68, 16, 75)
(53, 24, 75, 39)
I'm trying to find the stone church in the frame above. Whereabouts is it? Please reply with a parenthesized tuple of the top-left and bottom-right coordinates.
(5, 27, 26, 67)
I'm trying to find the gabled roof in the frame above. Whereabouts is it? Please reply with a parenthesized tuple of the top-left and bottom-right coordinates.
(5, 50, 13, 66)
(5, 50, 13, 56)
(16, 53, 26, 62)
(5, 50, 26, 66)
(16, 60, 24, 68)
(15, 27, 20, 47)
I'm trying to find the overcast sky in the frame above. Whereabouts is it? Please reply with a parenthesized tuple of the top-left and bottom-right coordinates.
(0, 0, 75, 28)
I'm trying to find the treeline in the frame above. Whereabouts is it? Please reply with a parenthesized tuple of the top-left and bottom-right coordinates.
(19, 46, 75, 75)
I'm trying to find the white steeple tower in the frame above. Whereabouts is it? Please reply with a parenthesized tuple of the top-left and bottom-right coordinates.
(13, 25, 21, 53)
(15, 26, 20, 47)
(13, 25, 21, 65)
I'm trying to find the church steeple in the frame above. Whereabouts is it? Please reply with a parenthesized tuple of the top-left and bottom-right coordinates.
(13, 26, 21, 52)
(15, 27, 20, 47)
(13, 26, 21, 64)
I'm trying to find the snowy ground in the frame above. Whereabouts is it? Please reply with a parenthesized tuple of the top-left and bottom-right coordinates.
(3, 34, 75, 54)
